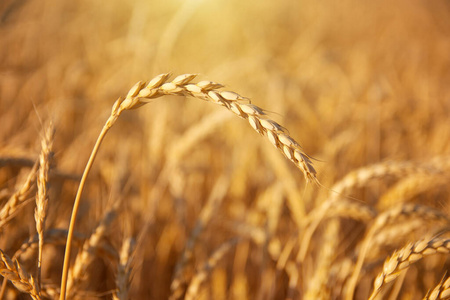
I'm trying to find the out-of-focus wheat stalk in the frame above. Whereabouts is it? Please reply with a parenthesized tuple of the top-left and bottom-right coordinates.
(66, 203, 119, 298)
(184, 238, 240, 300)
(170, 175, 230, 299)
(0, 161, 38, 228)
(34, 122, 54, 291)
(113, 237, 136, 300)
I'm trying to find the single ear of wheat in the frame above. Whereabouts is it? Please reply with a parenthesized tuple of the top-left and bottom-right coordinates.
(59, 73, 318, 300)
(113, 73, 317, 182)
(369, 237, 450, 300)
(0, 249, 40, 300)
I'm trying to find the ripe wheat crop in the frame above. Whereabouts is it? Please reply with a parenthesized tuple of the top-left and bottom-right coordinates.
(1, 0, 449, 299)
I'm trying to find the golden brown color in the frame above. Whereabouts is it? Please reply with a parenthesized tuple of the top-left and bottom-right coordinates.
(1, 0, 450, 299)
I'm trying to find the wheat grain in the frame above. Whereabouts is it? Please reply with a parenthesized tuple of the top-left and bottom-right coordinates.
(379, 174, 448, 209)
(262, 145, 308, 225)
(115, 74, 317, 182)
(330, 160, 439, 202)
(298, 158, 447, 264)
(184, 238, 239, 300)
(14, 229, 85, 260)
(345, 204, 450, 300)
(0, 249, 40, 300)
(298, 198, 375, 261)
(424, 275, 450, 300)
(0, 161, 38, 228)
(34, 122, 54, 291)
(113, 237, 136, 300)
(369, 237, 450, 300)
(66, 203, 118, 297)
(304, 220, 338, 300)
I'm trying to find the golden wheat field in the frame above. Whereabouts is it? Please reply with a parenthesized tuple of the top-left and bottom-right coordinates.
(1, 0, 450, 299)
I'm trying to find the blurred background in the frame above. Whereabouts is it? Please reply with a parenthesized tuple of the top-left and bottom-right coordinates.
(1, 0, 450, 299)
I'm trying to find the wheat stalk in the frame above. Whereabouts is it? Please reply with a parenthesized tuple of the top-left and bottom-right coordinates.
(66, 203, 118, 298)
(0, 249, 40, 300)
(303, 220, 338, 300)
(14, 229, 85, 260)
(297, 198, 375, 262)
(59, 73, 317, 299)
(184, 238, 240, 300)
(0, 161, 38, 228)
(113, 237, 136, 300)
(34, 122, 54, 291)
(369, 237, 450, 300)
(170, 175, 229, 299)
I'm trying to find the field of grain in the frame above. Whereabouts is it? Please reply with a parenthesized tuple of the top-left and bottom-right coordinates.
(1, 0, 450, 299)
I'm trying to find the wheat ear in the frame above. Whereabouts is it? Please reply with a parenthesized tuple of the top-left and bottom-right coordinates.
(424, 275, 450, 300)
(170, 176, 229, 299)
(0, 161, 38, 228)
(113, 237, 136, 300)
(369, 237, 450, 300)
(34, 122, 54, 291)
(66, 203, 118, 297)
(59, 73, 317, 299)
(184, 238, 240, 300)
(346, 204, 449, 300)
(0, 249, 40, 300)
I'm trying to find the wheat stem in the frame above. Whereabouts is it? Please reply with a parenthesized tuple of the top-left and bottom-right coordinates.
(59, 111, 122, 300)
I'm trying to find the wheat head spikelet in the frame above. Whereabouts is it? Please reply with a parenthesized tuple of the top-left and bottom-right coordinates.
(66, 205, 118, 297)
(304, 220, 338, 300)
(0, 249, 40, 300)
(113, 73, 317, 182)
(34, 122, 55, 290)
(424, 275, 450, 300)
(0, 161, 38, 228)
(183, 238, 240, 300)
(113, 237, 136, 300)
(345, 204, 449, 300)
(369, 237, 450, 300)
